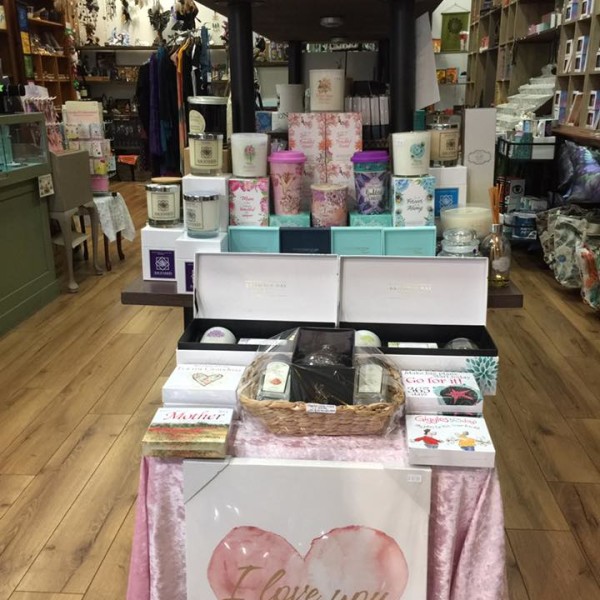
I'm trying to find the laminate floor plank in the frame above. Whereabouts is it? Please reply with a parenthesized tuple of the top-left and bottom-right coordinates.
(508, 530, 600, 599)
(484, 393, 568, 530)
(19, 380, 164, 594)
(550, 482, 600, 584)
(0, 475, 34, 519)
(0, 333, 150, 476)
(9, 594, 83, 600)
(90, 310, 181, 415)
(82, 503, 136, 600)
(505, 533, 530, 600)
(0, 415, 128, 600)
(569, 418, 600, 472)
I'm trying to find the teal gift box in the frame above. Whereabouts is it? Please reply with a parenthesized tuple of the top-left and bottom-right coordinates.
(228, 226, 280, 253)
(269, 213, 311, 228)
(383, 226, 436, 256)
(349, 212, 393, 227)
(331, 227, 383, 255)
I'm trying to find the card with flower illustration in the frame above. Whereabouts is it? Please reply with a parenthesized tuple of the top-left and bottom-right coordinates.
(288, 113, 327, 162)
(325, 112, 363, 161)
(401, 370, 483, 415)
(406, 414, 495, 468)
(229, 177, 269, 226)
(392, 175, 435, 227)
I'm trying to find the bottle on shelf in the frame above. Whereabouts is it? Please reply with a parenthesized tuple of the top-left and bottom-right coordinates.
(480, 223, 511, 287)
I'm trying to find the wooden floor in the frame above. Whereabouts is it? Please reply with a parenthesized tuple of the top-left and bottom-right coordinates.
(0, 182, 599, 599)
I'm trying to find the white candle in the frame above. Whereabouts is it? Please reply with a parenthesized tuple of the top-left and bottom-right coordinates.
(231, 133, 269, 177)
(184, 194, 221, 238)
(440, 207, 493, 239)
(309, 69, 345, 112)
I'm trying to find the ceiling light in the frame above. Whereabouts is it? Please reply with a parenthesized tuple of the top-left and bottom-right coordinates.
(320, 16, 344, 28)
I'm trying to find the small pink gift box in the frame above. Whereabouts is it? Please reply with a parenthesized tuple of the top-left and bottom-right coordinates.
(288, 113, 326, 162)
(325, 112, 363, 162)
(229, 177, 270, 226)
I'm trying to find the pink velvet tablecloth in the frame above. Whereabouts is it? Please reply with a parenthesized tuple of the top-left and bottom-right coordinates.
(127, 421, 507, 600)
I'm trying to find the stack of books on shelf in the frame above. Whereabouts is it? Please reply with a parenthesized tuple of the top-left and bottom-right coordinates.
(403, 370, 496, 468)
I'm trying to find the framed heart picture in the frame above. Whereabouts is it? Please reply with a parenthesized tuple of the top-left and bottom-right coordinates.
(184, 458, 431, 599)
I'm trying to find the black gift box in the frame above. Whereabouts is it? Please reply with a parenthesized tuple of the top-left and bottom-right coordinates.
(279, 227, 332, 254)
(289, 328, 356, 405)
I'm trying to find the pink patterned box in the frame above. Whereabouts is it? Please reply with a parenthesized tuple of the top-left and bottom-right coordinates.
(229, 177, 269, 226)
(325, 112, 363, 162)
(288, 113, 326, 162)
(326, 160, 356, 208)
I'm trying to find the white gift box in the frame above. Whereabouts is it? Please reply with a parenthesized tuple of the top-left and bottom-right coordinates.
(406, 414, 495, 468)
(175, 232, 228, 294)
(177, 253, 339, 364)
(391, 175, 436, 227)
(181, 174, 232, 232)
(428, 166, 467, 216)
(141, 225, 185, 281)
(162, 364, 245, 411)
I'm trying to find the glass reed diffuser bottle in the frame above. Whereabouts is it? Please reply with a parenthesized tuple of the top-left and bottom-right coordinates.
(480, 223, 511, 286)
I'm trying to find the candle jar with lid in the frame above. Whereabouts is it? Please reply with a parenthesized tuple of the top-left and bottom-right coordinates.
(184, 193, 220, 238)
(428, 113, 459, 167)
(189, 133, 223, 175)
(438, 228, 481, 257)
(145, 180, 182, 227)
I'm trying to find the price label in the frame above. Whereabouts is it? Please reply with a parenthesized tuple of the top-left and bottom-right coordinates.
(305, 404, 337, 414)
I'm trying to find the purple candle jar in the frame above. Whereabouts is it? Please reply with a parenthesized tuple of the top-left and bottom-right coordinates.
(351, 150, 390, 215)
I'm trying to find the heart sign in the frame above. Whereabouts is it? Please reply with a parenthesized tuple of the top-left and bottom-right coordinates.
(207, 525, 409, 600)
(192, 372, 224, 387)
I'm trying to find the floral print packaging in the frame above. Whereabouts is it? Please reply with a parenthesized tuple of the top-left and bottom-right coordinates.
(575, 224, 600, 310)
(391, 176, 435, 227)
(229, 178, 269, 226)
(552, 214, 589, 288)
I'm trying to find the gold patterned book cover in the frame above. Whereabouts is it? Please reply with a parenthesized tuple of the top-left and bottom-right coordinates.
(142, 407, 234, 458)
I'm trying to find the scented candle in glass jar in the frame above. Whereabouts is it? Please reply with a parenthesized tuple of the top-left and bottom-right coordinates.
(145, 182, 182, 227)
(184, 193, 220, 238)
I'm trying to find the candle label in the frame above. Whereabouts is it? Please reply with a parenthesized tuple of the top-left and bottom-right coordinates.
(150, 192, 178, 221)
(149, 250, 175, 279)
(358, 363, 384, 394)
(262, 361, 290, 395)
(185, 261, 194, 292)
(392, 176, 435, 227)
(192, 139, 219, 168)
(185, 202, 204, 229)
(189, 110, 206, 134)
(431, 130, 459, 161)
(243, 144, 257, 167)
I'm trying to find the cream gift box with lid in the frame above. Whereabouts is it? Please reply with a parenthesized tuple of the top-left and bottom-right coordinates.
(176, 253, 339, 365)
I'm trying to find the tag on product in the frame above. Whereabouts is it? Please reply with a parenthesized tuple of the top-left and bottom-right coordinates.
(305, 403, 337, 414)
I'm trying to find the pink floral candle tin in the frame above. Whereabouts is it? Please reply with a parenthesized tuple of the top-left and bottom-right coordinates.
(229, 177, 269, 226)
(310, 183, 348, 227)
(268, 151, 307, 215)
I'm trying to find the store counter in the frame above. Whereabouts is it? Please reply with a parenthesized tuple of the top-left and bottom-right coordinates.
(127, 421, 507, 600)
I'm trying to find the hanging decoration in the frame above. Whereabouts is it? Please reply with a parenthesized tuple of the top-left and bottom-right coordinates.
(174, 0, 198, 31)
(440, 11, 470, 52)
(76, 0, 101, 45)
(121, 0, 131, 23)
(148, 1, 170, 41)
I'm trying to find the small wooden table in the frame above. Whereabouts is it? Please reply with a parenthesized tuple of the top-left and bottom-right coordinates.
(121, 277, 524, 328)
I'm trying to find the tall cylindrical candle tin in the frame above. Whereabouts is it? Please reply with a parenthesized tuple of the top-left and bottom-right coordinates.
(268, 151, 307, 215)
(391, 131, 431, 176)
(309, 69, 345, 112)
(311, 183, 348, 227)
(351, 150, 390, 214)
(146, 182, 182, 227)
(189, 133, 224, 175)
(188, 96, 228, 138)
(184, 193, 220, 238)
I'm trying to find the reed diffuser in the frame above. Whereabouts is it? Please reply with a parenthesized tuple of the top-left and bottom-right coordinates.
(481, 185, 511, 287)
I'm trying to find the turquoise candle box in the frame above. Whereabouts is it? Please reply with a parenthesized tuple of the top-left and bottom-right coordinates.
(228, 226, 280, 253)
(382, 226, 437, 256)
(331, 227, 383, 255)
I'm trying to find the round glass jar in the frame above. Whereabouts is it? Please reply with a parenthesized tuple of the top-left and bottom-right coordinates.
(184, 193, 220, 238)
(188, 96, 228, 138)
(428, 116, 459, 167)
(189, 133, 224, 175)
(438, 228, 481, 257)
(145, 182, 182, 227)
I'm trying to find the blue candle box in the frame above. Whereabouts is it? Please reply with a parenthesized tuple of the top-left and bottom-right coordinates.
(382, 226, 437, 256)
(279, 227, 331, 254)
(228, 226, 280, 253)
(349, 212, 393, 227)
(255, 111, 273, 133)
(269, 213, 311, 228)
(331, 227, 383, 255)
(391, 175, 436, 227)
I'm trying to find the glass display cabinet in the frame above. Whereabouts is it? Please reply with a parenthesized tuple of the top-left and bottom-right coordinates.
(0, 112, 49, 186)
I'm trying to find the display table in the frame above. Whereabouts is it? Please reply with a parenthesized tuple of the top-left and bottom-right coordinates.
(121, 277, 524, 327)
(92, 192, 136, 271)
(127, 421, 507, 600)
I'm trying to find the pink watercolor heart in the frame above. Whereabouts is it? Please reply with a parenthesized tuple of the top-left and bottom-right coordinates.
(207, 525, 408, 600)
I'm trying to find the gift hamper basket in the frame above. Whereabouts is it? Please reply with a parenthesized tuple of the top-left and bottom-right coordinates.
(238, 327, 405, 436)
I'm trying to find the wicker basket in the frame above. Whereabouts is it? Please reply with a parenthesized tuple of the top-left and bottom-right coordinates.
(238, 355, 405, 436)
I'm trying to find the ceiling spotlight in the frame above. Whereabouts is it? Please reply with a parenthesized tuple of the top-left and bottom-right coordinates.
(320, 16, 344, 28)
